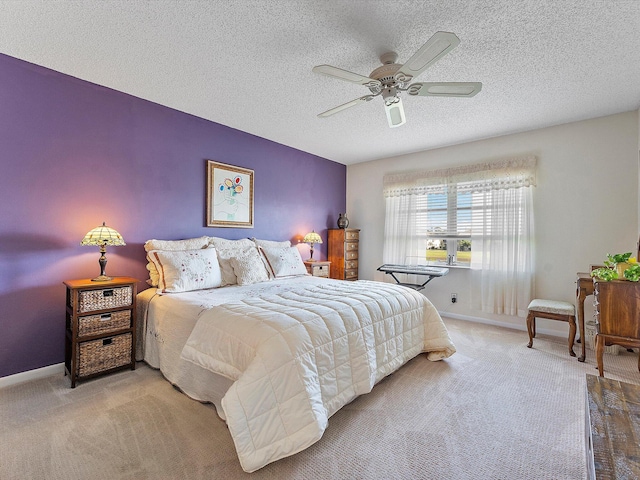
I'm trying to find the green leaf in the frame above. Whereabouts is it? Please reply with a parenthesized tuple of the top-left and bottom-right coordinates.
(591, 268, 618, 281)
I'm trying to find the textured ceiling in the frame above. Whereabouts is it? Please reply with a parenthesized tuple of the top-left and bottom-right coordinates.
(1, 1, 639, 165)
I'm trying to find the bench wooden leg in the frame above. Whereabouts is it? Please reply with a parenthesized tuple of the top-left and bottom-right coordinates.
(526, 311, 535, 348)
(568, 315, 576, 357)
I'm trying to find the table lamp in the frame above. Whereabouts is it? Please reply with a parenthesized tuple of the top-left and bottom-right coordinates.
(81, 222, 126, 281)
(303, 230, 322, 261)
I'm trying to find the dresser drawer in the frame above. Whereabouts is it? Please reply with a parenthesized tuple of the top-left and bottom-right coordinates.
(77, 333, 132, 376)
(78, 310, 131, 337)
(345, 260, 358, 270)
(78, 286, 133, 313)
(345, 241, 358, 252)
(345, 230, 359, 241)
(345, 250, 358, 261)
(345, 269, 358, 279)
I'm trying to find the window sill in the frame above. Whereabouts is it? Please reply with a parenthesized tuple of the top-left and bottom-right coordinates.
(426, 263, 471, 270)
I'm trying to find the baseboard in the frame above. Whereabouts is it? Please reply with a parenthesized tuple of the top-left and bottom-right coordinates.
(0, 363, 65, 389)
(439, 311, 566, 338)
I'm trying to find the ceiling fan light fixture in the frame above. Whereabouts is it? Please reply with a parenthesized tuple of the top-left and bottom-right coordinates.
(385, 98, 406, 128)
(382, 86, 400, 105)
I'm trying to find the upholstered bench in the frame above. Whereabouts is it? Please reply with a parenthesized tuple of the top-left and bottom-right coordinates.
(526, 299, 577, 357)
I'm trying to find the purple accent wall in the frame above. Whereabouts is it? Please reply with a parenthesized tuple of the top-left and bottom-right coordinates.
(0, 53, 346, 378)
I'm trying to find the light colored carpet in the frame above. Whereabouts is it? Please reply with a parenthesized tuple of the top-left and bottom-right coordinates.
(1, 317, 639, 480)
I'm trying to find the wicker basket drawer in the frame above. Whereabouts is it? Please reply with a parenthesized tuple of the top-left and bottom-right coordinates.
(312, 264, 329, 277)
(78, 286, 132, 313)
(77, 333, 132, 376)
(78, 310, 131, 337)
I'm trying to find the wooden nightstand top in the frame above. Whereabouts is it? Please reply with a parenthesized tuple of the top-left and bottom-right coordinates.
(63, 276, 139, 289)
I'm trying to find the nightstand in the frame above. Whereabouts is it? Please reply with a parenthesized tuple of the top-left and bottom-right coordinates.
(304, 261, 331, 278)
(64, 276, 138, 387)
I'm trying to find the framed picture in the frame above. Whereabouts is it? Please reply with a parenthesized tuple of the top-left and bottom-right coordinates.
(206, 160, 254, 228)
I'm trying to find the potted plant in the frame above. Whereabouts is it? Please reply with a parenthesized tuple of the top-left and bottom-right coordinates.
(591, 252, 640, 281)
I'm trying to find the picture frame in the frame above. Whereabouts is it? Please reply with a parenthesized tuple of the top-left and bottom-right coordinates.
(206, 160, 254, 228)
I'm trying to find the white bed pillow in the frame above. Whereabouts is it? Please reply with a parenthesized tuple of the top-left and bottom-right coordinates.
(251, 238, 291, 249)
(208, 237, 254, 250)
(148, 248, 222, 293)
(144, 236, 210, 252)
(229, 248, 271, 285)
(261, 246, 308, 278)
(209, 237, 256, 286)
(143, 236, 210, 286)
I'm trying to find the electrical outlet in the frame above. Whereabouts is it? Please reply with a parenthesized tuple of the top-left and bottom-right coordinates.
(451, 293, 457, 304)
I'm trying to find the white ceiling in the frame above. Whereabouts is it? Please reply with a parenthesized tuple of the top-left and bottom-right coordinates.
(1, 1, 639, 165)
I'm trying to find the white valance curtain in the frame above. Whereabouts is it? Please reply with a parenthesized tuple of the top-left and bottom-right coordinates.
(383, 156, 537, 197)
(383, 156, 536, 317)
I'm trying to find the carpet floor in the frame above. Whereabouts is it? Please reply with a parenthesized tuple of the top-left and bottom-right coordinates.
(1, 317, 639, 479)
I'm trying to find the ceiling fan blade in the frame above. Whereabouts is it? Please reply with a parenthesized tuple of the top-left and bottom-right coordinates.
(407, 82, 483, 97)
(384, 98, 406, 128)
(318, 95, 375, 118)
(395, 32, 460, 82)
(313, 65, 381, 88)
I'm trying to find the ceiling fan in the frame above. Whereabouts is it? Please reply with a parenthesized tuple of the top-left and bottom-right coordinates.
(312, 31, 482, 128)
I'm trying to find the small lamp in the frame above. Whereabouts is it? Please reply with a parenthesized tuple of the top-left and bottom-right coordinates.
(302, 230, 323, 261)
(81, 222, 126, 282)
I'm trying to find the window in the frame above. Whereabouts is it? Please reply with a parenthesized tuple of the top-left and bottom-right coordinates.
(388, 183, 479, 268)
(383, 157, 536, 316)
(423, 188, 473, 267)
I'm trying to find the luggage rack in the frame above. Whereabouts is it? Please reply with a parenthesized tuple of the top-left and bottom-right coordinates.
(377, 264, 449, 291)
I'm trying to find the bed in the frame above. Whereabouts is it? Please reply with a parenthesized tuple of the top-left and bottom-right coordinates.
(138, 236, 456, 472)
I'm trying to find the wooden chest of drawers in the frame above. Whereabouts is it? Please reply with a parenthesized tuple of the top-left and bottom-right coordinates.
(328, 228, 360, 280)
(64, 277, 138, 387)
(593, 279, 640, 376)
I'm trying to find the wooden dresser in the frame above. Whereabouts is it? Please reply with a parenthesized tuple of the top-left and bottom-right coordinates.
(593, 279, 640, 376)
(585, 374, 640, 479)
(328, 228, 360, 281)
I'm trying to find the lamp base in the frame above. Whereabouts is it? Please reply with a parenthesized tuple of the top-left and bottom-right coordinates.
(306, 259, 317, 262)
(91, 275, 113, 282)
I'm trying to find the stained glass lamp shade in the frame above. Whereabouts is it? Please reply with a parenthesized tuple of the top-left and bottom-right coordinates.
(81, 222, 126, 281)
(302, 231, 323, 261)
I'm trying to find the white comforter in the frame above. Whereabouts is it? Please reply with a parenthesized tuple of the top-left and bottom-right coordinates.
(181, 280, 455, 472)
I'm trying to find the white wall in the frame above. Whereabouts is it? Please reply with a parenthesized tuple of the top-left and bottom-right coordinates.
(347, 111, 639, 333)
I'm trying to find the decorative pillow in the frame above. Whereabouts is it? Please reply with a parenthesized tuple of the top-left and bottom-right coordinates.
(251, 239, 291, 279)
(209, 237, 256, 286)
(251, 238, 292, 249)
(144, 236, 210, 286)
(229, 248, 271, 285)
(261, 246, 308, 278)
(148, 248, 222, 293)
